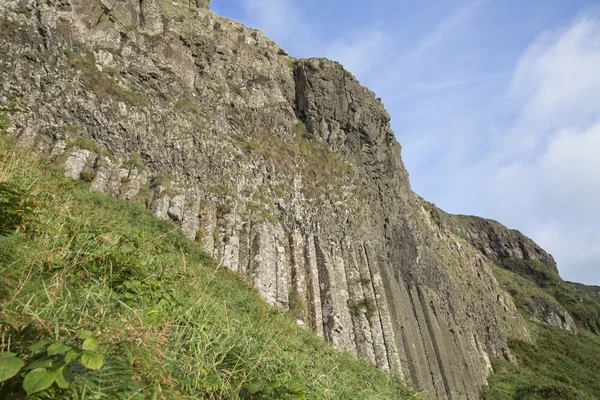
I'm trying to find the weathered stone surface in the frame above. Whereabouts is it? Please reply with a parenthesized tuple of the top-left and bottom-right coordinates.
(438, 211, 579, 334)
(0, 1, 538, 398)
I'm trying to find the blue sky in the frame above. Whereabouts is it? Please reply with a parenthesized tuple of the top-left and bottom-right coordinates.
(213, 0, 600, 285)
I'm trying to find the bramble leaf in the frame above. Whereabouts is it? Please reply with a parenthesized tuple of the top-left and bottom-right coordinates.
(81, 352, 103, 370)
(23, 368, 55, 395)
(54, 365, 72, 389)
(24, 357, 52, 371)
(65, 349, 81, 364)
(82, 337, 99, 351)
(0, 357, 25, 382)
(76, 330, 93, 339)
(47, 343, 72, 356)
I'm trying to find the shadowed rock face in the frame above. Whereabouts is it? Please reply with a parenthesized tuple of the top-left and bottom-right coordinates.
(0, 1, 537, 398)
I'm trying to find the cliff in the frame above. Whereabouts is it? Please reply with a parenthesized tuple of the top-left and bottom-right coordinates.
(436, 211, 579, 334)
(1, 1, 596, 398)
(435, 210, 599, 336)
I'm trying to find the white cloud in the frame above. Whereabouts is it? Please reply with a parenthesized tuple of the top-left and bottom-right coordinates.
(325, 30, 390, 81)
(408, 0, 485, 58)
(503, 18, 600, 154)
(239, 0, 302, 38)
(529, 224, 600, 284)
(510, 18, 600, 122)
(483, 18, 600, 284)
(539, 125, 600, 221)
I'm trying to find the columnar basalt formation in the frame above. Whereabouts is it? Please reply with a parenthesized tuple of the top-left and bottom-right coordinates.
(0, 1, 542, 398)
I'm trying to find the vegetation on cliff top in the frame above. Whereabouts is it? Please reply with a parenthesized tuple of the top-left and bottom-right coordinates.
(0, 136, 415, 399)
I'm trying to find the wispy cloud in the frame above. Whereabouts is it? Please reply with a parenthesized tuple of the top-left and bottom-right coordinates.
(482, 17, 600, 283)
(325, 30, 390, 81)
(398, 79, 473, 92)
(502, 17, 600, 154)
(408, 0, 486, 58)
(237, 0, 319, 55)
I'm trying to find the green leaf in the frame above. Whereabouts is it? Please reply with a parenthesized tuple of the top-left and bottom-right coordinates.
(53, 365, 71, 389)
(287, 382, 303, 394)
(0, 357, 25, 382)
(81, 352, 104, 370)
(0, 352, 16, 358)
(269, 380, 282, 388)
(76, 330, 93, 339)
(23, 368, 55, 395)
(82, 337, 99, 351)
(50, 360, 66, 371)
(28, 341, 49, 354)
(64, 350, 81, 364)
(262, 385, 274, 395)
(247, 382, 262, 394)
(24, 357, 52, 371)
(47, 343, 72, 356)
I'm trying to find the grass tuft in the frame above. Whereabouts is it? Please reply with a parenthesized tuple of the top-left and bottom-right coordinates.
(0, 136, 415, 399)
(483, 323, 600, 400)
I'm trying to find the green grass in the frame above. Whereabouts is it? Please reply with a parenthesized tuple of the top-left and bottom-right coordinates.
(439, 202, 600, 399)
(490, 257, 600, 334)
(483, 323, 600, 400)
(0, 137, 416, 399)
(483, 260, 600, 399)
(552, 283, 600, 334)
(491, 266, 563, 318)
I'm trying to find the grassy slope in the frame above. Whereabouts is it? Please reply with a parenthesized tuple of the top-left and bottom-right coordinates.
(0, 137, 416, 399)
(483, 323, 600, 400)
(437, 212, 600, 398)
(483, 266, 600, 399)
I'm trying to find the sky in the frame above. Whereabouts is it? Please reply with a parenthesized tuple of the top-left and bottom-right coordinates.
(212, 0, 600, 285)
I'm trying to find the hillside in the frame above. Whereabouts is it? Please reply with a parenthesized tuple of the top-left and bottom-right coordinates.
(0, 137, 415, 398)
(1, 0, 599, 399)
(2, 136, 600, 400)
(438, 211, 600, 335)
(427, 207, 600, 398)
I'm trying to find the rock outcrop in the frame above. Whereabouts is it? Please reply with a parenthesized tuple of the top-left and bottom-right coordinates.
(0, 1, 547, 398)
(437, 211, 579, 334)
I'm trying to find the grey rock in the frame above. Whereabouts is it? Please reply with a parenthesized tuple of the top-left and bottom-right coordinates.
(168, 194, 186, 222)
(0, 2, 551, 398)
(438, 211, 579, 334)
(152, 189, 171, 220)
(64, 149, 94, 179)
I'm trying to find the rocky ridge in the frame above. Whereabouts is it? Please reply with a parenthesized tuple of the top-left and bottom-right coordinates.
(436, 211, 579, 334)
(0, 1, 585, 398)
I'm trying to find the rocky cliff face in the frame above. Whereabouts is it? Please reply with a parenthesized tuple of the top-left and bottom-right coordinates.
(437, 211, 579, 334)
(0, 1, 537, 398)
